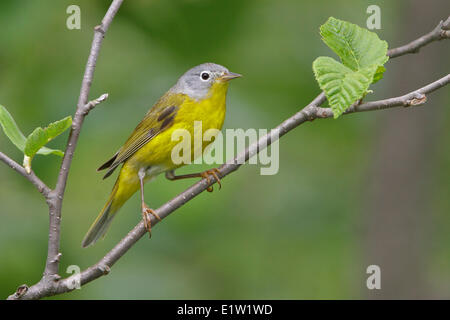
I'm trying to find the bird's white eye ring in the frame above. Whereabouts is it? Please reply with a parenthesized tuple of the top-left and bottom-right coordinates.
(200, 71, 210, 81)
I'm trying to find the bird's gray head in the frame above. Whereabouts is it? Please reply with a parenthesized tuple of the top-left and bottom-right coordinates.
(171, 63, 241, 100)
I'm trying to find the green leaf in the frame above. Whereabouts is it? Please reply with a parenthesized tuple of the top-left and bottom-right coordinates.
(313, 57, 378, 118)
(0, 104, 27, 151)
(22, 116, 71, 172)
(37, 147, 64, 157)
(319, 17, 389, 71)
(1, 104, 67, 158)
(46, 116, 72, 140)
(24, 117, 72, 157)
(372, 65, 386, 84)
(24, 127, 48, 156)
(0, 104, 69, 172)
(313, 17, 389, 118)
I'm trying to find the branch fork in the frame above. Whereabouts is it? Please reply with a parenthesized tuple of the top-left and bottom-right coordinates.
(82, 93, 109, 115)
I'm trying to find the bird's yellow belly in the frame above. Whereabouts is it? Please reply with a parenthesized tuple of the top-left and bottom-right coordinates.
(126, 85, 227, 175)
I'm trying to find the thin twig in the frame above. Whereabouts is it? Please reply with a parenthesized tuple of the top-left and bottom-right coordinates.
(6, 13, 450, 299)
(82, 93, 109, 115)
(0, 151, 51, 198)
(42, 0, 123, 281)
(387, 16, 450, 58)
(316, 74, 450, 117)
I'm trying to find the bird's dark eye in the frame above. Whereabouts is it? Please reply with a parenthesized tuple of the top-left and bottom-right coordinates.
(200, 71, 210, 81)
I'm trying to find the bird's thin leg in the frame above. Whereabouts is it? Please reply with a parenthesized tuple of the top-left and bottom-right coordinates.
(138, 169, 161, 237)
(165, 168, 222, 192)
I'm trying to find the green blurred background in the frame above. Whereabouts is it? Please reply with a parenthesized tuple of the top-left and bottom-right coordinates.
(0, 0, 449, 299)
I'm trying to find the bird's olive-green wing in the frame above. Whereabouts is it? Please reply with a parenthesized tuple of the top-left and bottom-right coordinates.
(98, 92, 185, 179)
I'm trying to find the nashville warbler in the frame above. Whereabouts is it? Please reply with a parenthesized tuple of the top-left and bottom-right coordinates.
(82, 63, 241, 247)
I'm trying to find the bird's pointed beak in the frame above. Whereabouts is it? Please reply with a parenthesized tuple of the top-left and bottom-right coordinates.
(218, 71, 242, 81)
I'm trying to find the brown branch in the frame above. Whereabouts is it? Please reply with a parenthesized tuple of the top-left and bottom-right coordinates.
(315, 74, 450, 118)
(6, 0, 123, 300)
(0, 151, 50, 198)
(6, 13, 450, 299)
(42, 2, 122, 281)
(43, 0, 123, 279)
(82, 93, 109, 115)
(387, 16, 450, 58)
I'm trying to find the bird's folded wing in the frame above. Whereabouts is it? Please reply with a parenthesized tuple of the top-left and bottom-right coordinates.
(98, 92, 184, 179)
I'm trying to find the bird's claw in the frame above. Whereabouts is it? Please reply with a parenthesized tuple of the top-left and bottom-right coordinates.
(200, 168, 222, 192)
(142, 204, 161, 238)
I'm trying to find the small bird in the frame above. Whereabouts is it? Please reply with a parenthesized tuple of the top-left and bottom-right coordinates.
(82, 63, 241, 247)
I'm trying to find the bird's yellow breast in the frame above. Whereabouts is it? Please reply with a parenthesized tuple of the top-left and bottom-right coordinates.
(126, 81, 229, 174)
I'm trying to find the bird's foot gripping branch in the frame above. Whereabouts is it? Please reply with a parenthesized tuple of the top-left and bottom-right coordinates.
(0, 2, 449, 300)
